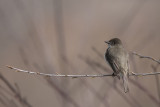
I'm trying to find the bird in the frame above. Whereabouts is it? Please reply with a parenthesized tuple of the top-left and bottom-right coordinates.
(104, 38, 129, 93)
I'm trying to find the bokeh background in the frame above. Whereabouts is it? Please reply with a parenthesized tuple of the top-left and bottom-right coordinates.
(0, 0, 160, 107)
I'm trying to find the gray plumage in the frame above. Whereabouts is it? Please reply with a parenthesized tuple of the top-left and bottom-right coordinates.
(105, 38, 129, 93)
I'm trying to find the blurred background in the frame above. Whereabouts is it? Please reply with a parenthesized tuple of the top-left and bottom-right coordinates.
(0, 0, 160, 107)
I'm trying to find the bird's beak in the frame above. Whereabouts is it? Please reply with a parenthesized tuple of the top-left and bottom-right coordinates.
(105, 41, 109, 44)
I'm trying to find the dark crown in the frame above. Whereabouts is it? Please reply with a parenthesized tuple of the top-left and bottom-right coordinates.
(108, 38, 122, 45)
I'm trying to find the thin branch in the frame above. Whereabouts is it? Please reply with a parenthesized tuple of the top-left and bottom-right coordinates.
(131, 52, 160, 64)
(131, 72, 160, 76)
(6, 65, 112, 77)
(6, 65, 160, 78)
(6, 52, 160, 78)
(151, 64, 160, 101)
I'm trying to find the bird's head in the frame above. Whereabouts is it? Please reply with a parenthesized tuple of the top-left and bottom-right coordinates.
(105, 38, 122, 46)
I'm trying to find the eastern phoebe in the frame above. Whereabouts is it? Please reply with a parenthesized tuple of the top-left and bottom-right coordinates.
(105, 38, 129, 93)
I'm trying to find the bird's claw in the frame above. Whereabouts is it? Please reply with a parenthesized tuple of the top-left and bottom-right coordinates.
(112, 73, 116, 77)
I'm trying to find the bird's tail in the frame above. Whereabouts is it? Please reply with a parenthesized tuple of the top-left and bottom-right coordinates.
(122, 72, 129, 93)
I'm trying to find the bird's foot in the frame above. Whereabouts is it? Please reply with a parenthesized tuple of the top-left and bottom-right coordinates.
(112, 73, 116, 77)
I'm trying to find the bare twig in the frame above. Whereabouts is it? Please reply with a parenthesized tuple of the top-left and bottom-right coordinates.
(6, 65, 160, 78)
(131, 72, 160, 76)
(6, 51, 160, 78)
(6, 65, 112, 77)
(131, 52, 160, 64)
(151, 64, 160, 101)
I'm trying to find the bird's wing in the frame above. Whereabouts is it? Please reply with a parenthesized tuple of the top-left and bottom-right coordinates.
(112, 59, 121, 74)
(105, 53, 121, 74)
(126, 56, 130, 77)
